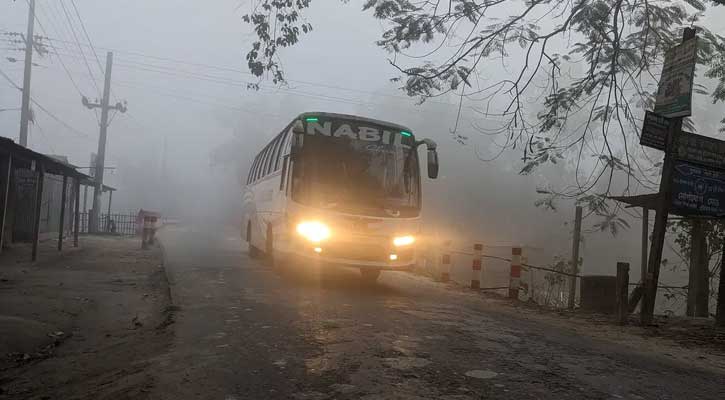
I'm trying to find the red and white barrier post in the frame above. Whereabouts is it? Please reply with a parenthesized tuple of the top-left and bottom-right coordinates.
(509, 247, 522, 299)
(471, 243, 483, 289)
(440, 241, 451, 283)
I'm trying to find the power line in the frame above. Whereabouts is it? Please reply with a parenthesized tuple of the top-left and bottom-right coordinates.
(56, 0, 101, 95)
(44, 51, 420, 110)
(68, 0, 104, 74)
(21, 1, 94, 106)
(32, 119, 58, 154)
(42, 36, 459, 107)
(30, 98, 90, 138)
(0, 66, 21, 90)
(0, 65, 90, 139)
(114, 80, 284, 119)
(25, 1, 101, 123)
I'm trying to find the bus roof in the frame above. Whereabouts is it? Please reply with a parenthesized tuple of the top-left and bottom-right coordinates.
(296, 112, 413, 134)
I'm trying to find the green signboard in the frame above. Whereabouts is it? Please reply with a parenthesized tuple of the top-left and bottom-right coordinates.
(654, 37, 698, 118)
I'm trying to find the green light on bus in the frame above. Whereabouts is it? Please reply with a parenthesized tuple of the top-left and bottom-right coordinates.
(400, 131, 412, 137)
(305, 117, 319, 122)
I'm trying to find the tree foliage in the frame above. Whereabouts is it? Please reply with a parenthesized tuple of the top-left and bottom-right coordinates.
(242, 0, 725, 221)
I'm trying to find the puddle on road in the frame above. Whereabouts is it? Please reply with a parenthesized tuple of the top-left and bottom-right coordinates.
(465, 369, 499, 379)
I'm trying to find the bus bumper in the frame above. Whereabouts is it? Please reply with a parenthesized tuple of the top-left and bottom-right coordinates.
(288, 243, 415, 271)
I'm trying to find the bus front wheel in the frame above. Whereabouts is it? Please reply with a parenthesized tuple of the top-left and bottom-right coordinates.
(360, 269, 381, 284)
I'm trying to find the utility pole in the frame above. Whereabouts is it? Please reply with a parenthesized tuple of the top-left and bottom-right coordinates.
(18, 0, 35, 147)
(82, 52, 126, 232)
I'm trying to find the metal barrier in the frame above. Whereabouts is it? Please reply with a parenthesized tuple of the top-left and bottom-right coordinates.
(78, 212, 138, 236)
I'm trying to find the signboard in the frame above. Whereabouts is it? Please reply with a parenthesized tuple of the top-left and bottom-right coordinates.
(654, 37, 697, 118)
(671, 161, 725, 217)
(640, 111, 670, 151)
(674, 132, 725, 170)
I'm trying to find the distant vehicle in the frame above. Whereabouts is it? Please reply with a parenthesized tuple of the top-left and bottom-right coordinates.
(241, 112, 439, 282)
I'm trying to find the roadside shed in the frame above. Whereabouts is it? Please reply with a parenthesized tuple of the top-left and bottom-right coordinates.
(0, 137, 99, 261)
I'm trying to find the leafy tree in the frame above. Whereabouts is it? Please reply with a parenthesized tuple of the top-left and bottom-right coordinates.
(241, 0, 725, 225)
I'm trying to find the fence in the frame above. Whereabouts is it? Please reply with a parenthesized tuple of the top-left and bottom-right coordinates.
(78, 212, 138, 236)
(417, 242, 701, 313)
(417, 243, 581, 309)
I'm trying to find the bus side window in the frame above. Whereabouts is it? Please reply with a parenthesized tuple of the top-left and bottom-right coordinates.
(268, 135, 282, 174)
(272, 131, 285, 171)
(279, 155, 289, 191)
(248, 156, 256, 184)
(264, 142, 275, 176)
(248, 155, 260, 184)
(277, 128, 292, 170)
(252, 153, 260, 182)
(259, 145, 271, 180)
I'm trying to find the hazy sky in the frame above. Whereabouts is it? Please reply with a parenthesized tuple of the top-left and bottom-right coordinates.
(2, 1, 725, 299)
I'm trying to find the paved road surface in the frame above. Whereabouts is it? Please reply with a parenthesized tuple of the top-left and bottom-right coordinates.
(150, 224, 725, 399)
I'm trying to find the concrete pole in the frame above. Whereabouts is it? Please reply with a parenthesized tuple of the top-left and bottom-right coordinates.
(90, 52, 113, 233)
(18, 0, 35, 147)
(568, 206, 583, 310)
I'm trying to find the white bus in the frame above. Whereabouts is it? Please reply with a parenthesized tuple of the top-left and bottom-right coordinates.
(241, 112, 438, 282)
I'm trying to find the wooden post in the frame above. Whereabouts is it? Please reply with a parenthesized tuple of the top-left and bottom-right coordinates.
(641, 208, 649, 286)
(73, 177, 80, 247)
(716, 238, 725, 328)
(687, 219, 699, 316)
(31, 164, 44, 262)
(0, 155, 11, 253)
(642, 118, 681, 324)
(687, 219, 705, 316)
(568, 206, 583, 310)
(57, 175, 68, 251)
(509, 247, 522, 299)
(617, 262, 630, 325)
(642, 27, 696, 325)
(696, 227, 710, 318)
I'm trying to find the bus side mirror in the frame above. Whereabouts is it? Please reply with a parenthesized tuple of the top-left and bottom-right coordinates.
(427, 149, 439, 179)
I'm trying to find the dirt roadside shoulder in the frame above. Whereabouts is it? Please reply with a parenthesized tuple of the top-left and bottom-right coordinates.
(399, 272, 725, 375)
(0, 235, 174, 400)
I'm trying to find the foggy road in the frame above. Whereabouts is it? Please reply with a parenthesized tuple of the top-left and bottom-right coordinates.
(150, 224, 725, 400)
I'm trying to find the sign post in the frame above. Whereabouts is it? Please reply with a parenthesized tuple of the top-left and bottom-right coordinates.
(641, 28, 697, 325)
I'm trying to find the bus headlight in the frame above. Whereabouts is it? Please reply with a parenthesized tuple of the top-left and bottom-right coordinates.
(296, 221, 331, 243)
(393, 235, 415, 247)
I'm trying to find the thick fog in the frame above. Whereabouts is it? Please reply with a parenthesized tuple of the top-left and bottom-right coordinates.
(3, 1, 725, 306)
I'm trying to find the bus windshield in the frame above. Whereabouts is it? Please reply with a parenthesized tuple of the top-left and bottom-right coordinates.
(292, 130, 421, 218)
